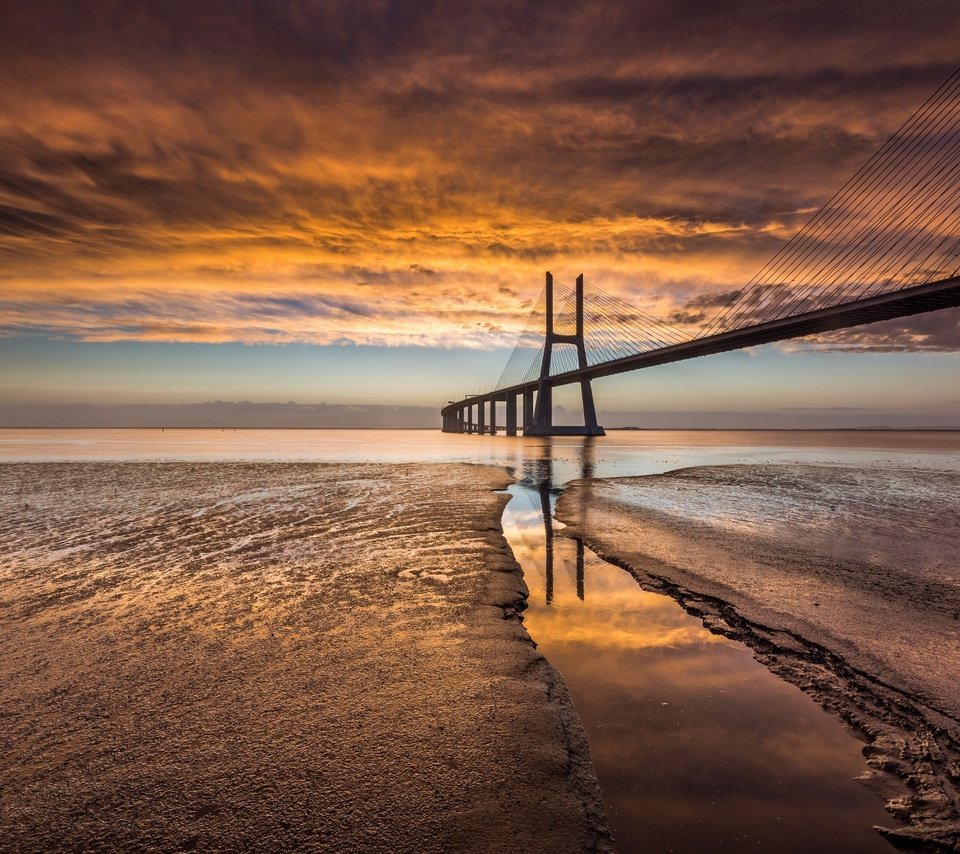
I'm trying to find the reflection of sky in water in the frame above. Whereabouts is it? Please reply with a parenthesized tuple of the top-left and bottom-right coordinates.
(503, 484, 895, 853)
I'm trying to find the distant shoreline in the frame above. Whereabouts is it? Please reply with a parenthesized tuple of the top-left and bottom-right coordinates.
(604, 425, 960, 432)
(2, 426, 959, 433)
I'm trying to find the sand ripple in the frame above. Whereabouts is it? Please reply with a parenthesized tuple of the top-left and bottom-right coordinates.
(0, 462, 610, 853)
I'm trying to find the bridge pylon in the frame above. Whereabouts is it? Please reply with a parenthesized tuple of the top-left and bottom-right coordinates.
(525, 272, 605, 437)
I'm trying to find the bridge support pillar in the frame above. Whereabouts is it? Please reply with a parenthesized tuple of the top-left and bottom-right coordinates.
(529, 379, 552, 435)
(506, 392, 518, 436)
(523, 389, 534, 432)
(477, 400, 485, 435)
(580, 379, 600, 433)
(524, 272, 605, 437)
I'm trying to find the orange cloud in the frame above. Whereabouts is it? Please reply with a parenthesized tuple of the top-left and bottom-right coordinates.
(1, 1, 957, 349)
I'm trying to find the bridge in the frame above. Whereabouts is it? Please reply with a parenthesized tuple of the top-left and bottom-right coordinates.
(441, 68, 960, 436)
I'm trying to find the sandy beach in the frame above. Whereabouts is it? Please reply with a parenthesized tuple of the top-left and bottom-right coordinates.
(0, 462, 611, 852)
(557, 463, 960, 849)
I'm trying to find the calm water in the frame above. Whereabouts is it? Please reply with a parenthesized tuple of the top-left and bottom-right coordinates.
(3, 427, 958, 484)
(504, 484, 895, 852)
(5, 428, 959, 851)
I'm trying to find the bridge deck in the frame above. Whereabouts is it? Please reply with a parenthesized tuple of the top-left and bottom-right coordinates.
(442, 275, 960, 418)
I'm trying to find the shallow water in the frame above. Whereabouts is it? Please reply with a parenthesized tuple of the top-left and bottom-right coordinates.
(503, 484, 895, 852)
(600, 465, 960, 581)
(4, 428, 959, 850)
(3, 427, 960, 472)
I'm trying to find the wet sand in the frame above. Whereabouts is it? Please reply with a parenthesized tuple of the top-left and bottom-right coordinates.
(0, 462, 611, 852)
(557, 463, 960, 850)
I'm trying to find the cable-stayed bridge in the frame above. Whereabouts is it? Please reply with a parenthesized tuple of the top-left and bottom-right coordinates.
(441, 68, 960, 436)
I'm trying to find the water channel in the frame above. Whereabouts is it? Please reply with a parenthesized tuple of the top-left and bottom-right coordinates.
(500, 452, 894, 852)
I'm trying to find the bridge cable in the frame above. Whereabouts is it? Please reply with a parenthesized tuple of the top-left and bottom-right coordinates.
(698, 67, 960, 337)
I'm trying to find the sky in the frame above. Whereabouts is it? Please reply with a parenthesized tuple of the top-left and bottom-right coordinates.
(1, 0, 959, 427)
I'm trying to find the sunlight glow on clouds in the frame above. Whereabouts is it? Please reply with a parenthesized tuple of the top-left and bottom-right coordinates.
(1, 0, 958, 350)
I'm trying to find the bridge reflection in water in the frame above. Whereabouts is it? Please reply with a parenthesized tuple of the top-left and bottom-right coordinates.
(501, 439, 893, 853)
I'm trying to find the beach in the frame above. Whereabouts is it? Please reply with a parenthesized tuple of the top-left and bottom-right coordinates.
(0, 462, 611, 852)
(3, 430, 960, 851)
(556, 463, 960, 849)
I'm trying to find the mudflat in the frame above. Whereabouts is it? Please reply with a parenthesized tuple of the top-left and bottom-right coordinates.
(0, 462, 610, 853)
(557, 463, 960, 850)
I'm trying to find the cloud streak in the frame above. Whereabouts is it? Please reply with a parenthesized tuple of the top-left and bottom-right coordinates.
(1, 1, 958, 349)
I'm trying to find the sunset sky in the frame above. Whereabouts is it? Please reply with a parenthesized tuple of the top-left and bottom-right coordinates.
(2, 0, 959, 426)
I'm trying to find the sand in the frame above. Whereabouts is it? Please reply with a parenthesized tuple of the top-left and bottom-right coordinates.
(557, 463, 960, 850)
(0, 462, 611, 853)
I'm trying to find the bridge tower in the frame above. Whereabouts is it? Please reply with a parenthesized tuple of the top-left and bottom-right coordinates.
(526, 272, 605, 437)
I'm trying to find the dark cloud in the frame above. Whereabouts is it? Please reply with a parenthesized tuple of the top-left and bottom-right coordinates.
(0, 203, 77, 238)
(811, 309, 960, 352)
(668, 310, 707, 325)
(685, 289, 744, 309)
